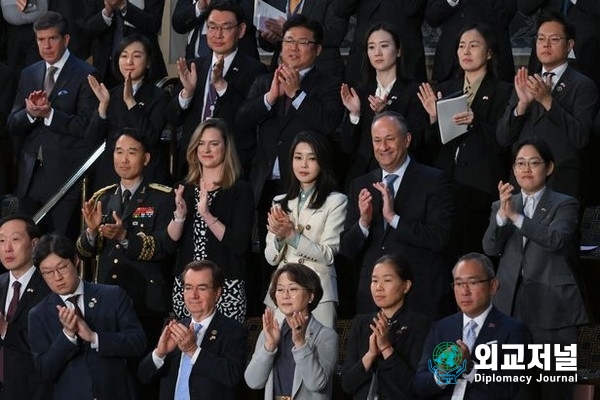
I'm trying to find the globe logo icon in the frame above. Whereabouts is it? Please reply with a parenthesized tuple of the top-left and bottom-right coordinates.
(432, 342, 463, 372)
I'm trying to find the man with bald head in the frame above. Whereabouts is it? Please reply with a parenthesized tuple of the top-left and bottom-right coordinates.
(341, 111, 455, 318)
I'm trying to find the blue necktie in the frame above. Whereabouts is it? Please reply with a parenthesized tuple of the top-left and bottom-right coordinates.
(383, 174, 398, 231)
(174, 322, 202, 399)
(562, 0, 571, 15)
(463, 320, 478, 352)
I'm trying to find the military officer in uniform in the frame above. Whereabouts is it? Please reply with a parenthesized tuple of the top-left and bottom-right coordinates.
(76, 129, 176, 345)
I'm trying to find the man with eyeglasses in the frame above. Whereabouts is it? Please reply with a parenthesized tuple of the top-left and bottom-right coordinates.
(496, 11, 599, 199)
(138, 259, 248, 400)
(0, 214, 50, 399)
(483, 137, 586, 400)
(167, 0, 267, 180)
(28, 233, 147, 400)
(414, 252, 530, 399)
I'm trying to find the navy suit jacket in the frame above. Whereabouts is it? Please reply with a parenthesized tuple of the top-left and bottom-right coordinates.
(7, 53, 97, 199)
(340, 161, 454, 317)
(28, 282, 147, 400)
(482, 189, 588, 329)
(496, 65, 599, 197)
(166, 51, 267, 178)
(414, 306, 530, 400)
(138, 312, 248, 400)
(237, 67, 343, 203)
(0, 270, 51, 400)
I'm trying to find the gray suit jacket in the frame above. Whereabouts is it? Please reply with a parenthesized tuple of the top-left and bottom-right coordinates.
(482, 189, 588, 329)
(244, 316, 338, 400)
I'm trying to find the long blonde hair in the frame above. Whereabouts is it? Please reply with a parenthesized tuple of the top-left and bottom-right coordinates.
(184, 118, 241, 189)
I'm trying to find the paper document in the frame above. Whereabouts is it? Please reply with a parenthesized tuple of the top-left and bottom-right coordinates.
(254, 0, 286, 32)
(436, 93, 469, 144)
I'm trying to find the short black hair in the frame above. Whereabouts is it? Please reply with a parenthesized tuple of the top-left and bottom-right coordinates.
(34, 11, 68, 36)
(282, 14, 323, 46)
(512, 137, 555, 166)
(536, 11, 575, 41)
(112, 34, 154, 82)
(115, 127, 151, 153)
(205, 0, 246, 24)
(0, 214, 41, 240)
(33, 233, 76, 267)
(268, 263, 323, 312)
(453, 252, 496, 280)
(181, 260, 225, 289)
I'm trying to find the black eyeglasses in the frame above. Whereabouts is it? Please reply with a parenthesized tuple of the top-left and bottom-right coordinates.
(451, 279, 491, 290)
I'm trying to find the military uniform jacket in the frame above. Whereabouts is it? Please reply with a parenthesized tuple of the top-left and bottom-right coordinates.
(76, 180, 175, 313)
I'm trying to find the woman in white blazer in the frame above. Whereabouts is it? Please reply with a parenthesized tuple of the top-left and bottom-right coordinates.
(245, 263, 339, 400)
(264, 132, 348, 328)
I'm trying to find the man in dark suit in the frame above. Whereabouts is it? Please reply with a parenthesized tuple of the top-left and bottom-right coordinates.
(414, 253, 530, 399)
(0, 214, 50, 399)
(76, 129, 175, 346)
(172, 0, 259, 60)
(83, 0, 167, 87)
(138, 259, 248, 400)
(7, 11, 97, 239)
(483, 138, 586, 400)
(340, 111, 454, 318)
(334, 0, 427, 85)
(28, 233, 147, 400)
(425, 0, 517, 83)
(496, 11, 599, 198)
(167, 0, 267, 179)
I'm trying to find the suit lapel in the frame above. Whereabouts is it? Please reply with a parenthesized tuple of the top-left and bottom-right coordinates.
(0, 274, 8, 311)
(48, 55, 74, 100)
(473, 307, 500, 348)
(471, 74, 495, 117)
(12, 270, 44, 321)
(532, 189, 552, 223)
(292, 316, 320, 397)
(82, 281, 99, 323)
(393, 160, 416, 211)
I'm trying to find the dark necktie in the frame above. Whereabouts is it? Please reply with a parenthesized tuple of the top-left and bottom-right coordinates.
(6, 281, 21, 322)
(121, 189, 131, 215)
(543, 71, 556, 87)
(383, 174, 398, 231)
(288, 0, 301, 16)
(203, 83, 218, 120)
(66, 295, 83, 318)
(112, 10, 125, 57)
(44, 66, 57, 94)
(562, 0, 571, 15)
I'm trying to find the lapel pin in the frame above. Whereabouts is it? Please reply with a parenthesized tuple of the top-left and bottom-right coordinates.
(26, 288, 34, 293)
(397, 325, 408, 334)
(209, 329, 218, 340)
(541, 207, 547, 212)
(483, 96, 489, 100)
(233, 66, 239, 72)
(488, 322, 496, 328)
(88, 297, 98, 308)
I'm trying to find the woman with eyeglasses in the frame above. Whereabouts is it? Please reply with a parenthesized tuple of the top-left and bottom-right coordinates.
(417, 23, 512, 259)
(264, 131, 347, 328)
(482, 137, 587, 399)
(338, 22, 427, 187)
(245, 263, 338, 400)
(86, 34, 171, 191)
(166, 118, 254, 323)
(341, 254, 431, 399)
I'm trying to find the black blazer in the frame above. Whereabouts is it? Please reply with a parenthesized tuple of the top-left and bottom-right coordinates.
(86, 80, 171, 190)
(259, 0, 347, 78)
(414, 306, 530, 400)
(0, 270, 51, 400)
(138, 312, 248, 400)
(28, 282, 147, 400)
(428, 74, 512, 196)
(337, 78, 428, 186)
(172, 0, 260, 60)
(340, 161, 455, 317)
(166, 51, 267, 179)
(237, 67, 344, 203)
(335, 0, 427, 85)
(7, 54, 97, 199)
(496, 65, 599, 197)
(83, 0, 167, 85)
(166, 180, 255, 280)
(425, 0, 517, 83)
(341, 307, 431, 399)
